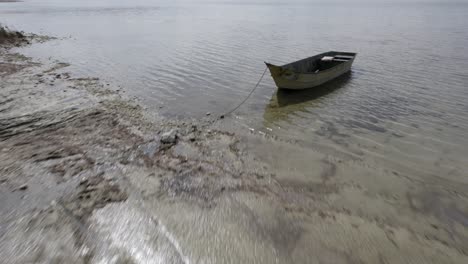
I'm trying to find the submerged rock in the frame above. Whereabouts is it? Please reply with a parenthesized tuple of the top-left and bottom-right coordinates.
(17, 184, 28, 191)
(160, 129, 178, 144)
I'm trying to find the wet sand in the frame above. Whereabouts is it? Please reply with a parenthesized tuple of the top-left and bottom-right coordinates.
(1, 32, 468, 263)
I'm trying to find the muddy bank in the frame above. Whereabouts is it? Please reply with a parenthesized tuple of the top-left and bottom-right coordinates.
(1, 32, 468, 263)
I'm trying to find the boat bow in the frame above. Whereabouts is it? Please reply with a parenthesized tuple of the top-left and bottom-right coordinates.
(265, 62, 297, 80)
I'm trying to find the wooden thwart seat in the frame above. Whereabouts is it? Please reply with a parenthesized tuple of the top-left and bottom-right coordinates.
(334, 55, 354, 60)
(332, 59, 349, 62)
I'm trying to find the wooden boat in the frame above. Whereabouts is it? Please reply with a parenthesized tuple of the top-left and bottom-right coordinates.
(265, 51, 357, 90)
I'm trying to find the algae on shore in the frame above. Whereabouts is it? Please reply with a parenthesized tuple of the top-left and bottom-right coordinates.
(0, 24, 25, 44)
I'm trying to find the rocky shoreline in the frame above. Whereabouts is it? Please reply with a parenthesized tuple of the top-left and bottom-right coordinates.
(1, 29, 468, 263)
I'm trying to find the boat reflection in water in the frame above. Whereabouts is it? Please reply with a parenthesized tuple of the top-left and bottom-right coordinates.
(263, 72, 352, 125)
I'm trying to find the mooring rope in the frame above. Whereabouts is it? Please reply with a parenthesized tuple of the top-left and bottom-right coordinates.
(220, 66, 268, 118)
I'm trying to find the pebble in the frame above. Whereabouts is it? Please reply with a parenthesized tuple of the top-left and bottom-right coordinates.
(18, 184, 28, 191)
(188, 134, 196, 142)
(206, 112, 211, 116)
(79, 178, 88, 185)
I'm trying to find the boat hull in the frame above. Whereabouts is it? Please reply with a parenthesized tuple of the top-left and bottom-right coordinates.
(266, 51, 356, 90)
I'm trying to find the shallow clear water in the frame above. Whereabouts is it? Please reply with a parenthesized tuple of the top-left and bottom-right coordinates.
(2, 0, 468, 177)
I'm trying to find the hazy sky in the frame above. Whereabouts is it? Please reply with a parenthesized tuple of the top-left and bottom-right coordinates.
(202, 0, 468, 2)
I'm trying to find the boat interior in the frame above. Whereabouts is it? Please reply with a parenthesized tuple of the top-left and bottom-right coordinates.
(282, 51, 356, 74)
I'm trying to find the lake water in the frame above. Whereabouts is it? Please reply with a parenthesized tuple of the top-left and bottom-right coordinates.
(2, 0, 468, 179)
